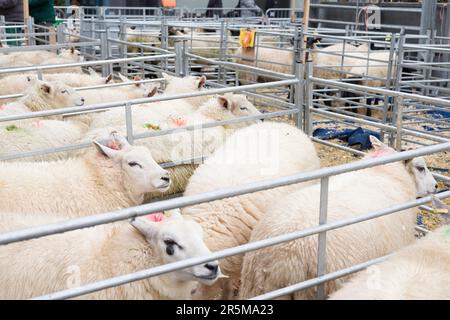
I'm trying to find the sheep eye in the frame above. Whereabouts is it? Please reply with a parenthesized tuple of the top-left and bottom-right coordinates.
(128, 161, 142, 168)
(61, 90, 68, 94)
(416, 166, 425, 173)
(164, 239, 182, 255)
(240, 107, 248, 111)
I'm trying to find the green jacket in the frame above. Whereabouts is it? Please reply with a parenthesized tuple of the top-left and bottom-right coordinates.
(29, 0, 55, 24)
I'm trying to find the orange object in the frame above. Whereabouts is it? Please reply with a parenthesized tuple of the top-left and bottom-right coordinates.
(239, 28, 255, 48)
(161, 0, 176, 8)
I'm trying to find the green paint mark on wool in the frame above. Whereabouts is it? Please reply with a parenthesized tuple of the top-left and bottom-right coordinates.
(5, 125, 19, 132)
(143, 123, 161, 130)
(445, 227, 450, 237)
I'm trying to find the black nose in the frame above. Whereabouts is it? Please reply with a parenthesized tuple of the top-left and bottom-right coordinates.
(435, 184, 438, 189)
(161, 176, 170, 183)
(81, 98, 85, 103)
(204, 263, 218, 274)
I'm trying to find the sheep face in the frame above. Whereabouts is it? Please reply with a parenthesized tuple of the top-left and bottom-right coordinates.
(219, 94, 261, 119)
(405, 157, 437, 198)
(117, 73, 158, 98)
(33, 80, 85, 109)
(59, 48, 83, 61)
(92, 132, 171, 196)
(162, 73, 207, 94)
(368, 136, 437, 198)
(130, 210, 221, 285)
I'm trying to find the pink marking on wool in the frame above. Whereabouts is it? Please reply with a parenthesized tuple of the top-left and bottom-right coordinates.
(0, 105, 5, 110)
(107, 141, 121, 150)
(367, 148, 396, 158)
(146, 213, 165, 222)
(32, 120, 43, 127)
(169, 116, 187, 127)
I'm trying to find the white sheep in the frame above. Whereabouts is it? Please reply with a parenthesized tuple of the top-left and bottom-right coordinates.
(329, 196, 450, 300)
(0, 48, 83, 74)
(0, 132, 170, 218)
(87, 73, 208, 130)
(233, 39, 369, 84)
(0, 79, 85, 118)
(0, 211, 222, 299)
(239, 137, 437, 299)
(176, 121, 321, 299)
(0, 69, 112, 104)
(79, 74, 158, 108)
(160, 72, 209, 108)
(85, 93, 262, 199)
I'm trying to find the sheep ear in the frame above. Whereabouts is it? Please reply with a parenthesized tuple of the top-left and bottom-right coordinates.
(92, 140, 122, 160)
(92, 131, 130, 160)
(218, 96, 232, 111)
(148, 86, 158, 97)
(117, 73, 130, 83)
(431, 196, 450, 224)
(369, 135, 387, 151)
(130, 215, 162, 239)
(105, 74, 113, 84)
(87, 67, 96, 76)
(197, 75, 206, 89)
(40, 83, 53, 95)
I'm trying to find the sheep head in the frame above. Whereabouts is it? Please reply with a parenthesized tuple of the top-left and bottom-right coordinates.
(367, 136, 437, 197)
(26, 79, 85, 111)
(130, 209, 222, 285)
(92, 131, 171, 201)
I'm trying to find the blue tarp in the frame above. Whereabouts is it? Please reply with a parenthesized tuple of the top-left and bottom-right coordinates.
(313, 127, 381, 150)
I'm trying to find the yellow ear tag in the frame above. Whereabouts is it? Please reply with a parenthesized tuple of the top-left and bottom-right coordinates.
(434, 208, 449, 214)
(240, 28, 255, 48)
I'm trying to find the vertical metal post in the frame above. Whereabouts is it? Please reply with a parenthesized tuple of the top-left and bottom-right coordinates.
(290, 26, 300, 105)
(390, 31, 405, 147)
(118, 17, 127, 75)
(56, 24, 64, 44)
(182, 40, 189, 77)
(0, 16, 5, 43)
(36, 69, 43, 80)
(175, 41, 183, 77)
(100, 31, 108, 77)
(27, 17, 35, 46)
(305, 60, 313, 136)
(125, 102, 134, 145)
(420, 0, 437, 45)
(218, 20, 226, 84)
(316, 176, 329, 300)
(395, 96, 404, 152)
(294, 61, 304, 129)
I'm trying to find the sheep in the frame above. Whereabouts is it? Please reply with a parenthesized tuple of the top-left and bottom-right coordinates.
(0, 79, 85, 118)
(329, 196, 450, 300)
(86, 73, 209, 130)
(239, 136, 438, 299)
(0, 211, 222, 299)
(0, 132, 170, 218)
(161, 72, 210, 108)
(0, 69, 112, 104)
(0, 48, 82, 71)
(79, 74, 158, 107)
(175, 121, 321, 299)
(233, 39, 369, 84)
(85, 94, 262, 199)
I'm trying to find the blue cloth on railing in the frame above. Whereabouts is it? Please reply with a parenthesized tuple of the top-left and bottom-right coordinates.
(313, 127, 381, 150)
(427, 110, 450, 119)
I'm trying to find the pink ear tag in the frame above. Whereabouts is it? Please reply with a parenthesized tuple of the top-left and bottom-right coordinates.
(146, 213, 165, 222)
